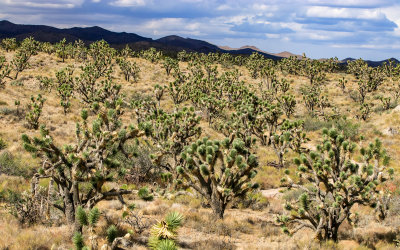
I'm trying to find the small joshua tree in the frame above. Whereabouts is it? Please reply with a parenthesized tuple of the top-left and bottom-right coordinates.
(11, 37, 37, 79)
(117, 57, 140, 83)
(14, 100, 20, 116)
(357, 103, 371, 121)
(0, 55, 11, 88)
(278, 94, 296, 117)
(1, 38, 17, 52)
(378, 95, 392, 111)
(154, 84, 166, 106)
(148, 211, 184, 250)
(178, 137, 259, 218)
(271, 120, 309, 168)
(36, 76, 54, 92)
(337, 77, 347, 91)
(56, 38, 69, 62)
(25, 94, 46, 129)
(56, 66, 74, 114)
(162, 57, 179, 76)
(278, 128, 394, 241)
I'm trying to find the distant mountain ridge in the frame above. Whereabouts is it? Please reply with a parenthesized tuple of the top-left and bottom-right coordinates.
(0, 20, 397, 65)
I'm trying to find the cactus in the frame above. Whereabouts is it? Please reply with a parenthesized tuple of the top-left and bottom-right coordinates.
(179, 137, 259, 218)
(278, 128, 394, 241)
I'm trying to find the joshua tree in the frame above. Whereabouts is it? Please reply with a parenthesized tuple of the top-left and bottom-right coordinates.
(278, 94, 296, 117)
(75, 63, 121, 106)
(117, 57, 140, 83)
(0, 55, 11, 88)
(25, 94, 46, 130)
(278, 128, 394, 241)
(22, 104, 144, 230)
(271, 120, 309, 168)
(162, 57, 179, 76)
(178, 137, 259, 218)
(144, 106, 202, 181)
(56, 66, 74, 114)
(357, 103, 372, 121)
(56, 38, 68, 62)
(1, 38, 17, 52)
(11, 37, 38, 79)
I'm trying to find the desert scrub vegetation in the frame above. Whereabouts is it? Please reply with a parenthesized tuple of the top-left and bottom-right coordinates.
(0, 37, 399, 249)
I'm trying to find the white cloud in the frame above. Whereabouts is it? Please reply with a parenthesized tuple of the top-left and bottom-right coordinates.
(1, 0, 84, 8)
(306, 6, 385, 20)
(109, 0, 145, 7)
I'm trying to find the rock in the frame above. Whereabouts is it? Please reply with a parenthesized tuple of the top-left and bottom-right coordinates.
(382, 127, 399, 136)
(393, 105, 400, 112)
(260, 189, 283, 198)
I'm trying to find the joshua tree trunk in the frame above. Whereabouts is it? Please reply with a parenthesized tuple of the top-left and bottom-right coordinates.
(210, 190, 226, 219)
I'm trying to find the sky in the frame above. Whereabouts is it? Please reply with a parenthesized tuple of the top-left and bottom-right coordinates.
(0, 0, 399, 60)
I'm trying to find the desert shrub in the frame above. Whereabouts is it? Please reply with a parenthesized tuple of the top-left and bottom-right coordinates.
(0, 137, 6, 150)
(303, 116, 329, 131)
(0, 107, 13, 115)
(4, 188, 48, 226)
(237, 191, 269, 211)
(138, 186, 154, 201)
(303, 116, 360, 140)
(0, 151, 33, 178)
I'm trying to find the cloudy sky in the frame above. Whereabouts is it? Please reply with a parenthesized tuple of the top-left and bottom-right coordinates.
(0, 0, 399, 60)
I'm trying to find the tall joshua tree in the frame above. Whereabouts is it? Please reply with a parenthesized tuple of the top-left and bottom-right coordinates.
(178, 136, 259, 218)
(22, 104, 143, 230)
(278, 128, 394, 241)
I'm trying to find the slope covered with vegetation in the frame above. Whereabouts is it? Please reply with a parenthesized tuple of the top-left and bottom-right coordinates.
(0, 37, 399, 249)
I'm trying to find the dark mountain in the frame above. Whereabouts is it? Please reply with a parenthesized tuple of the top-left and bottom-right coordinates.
(341, 57, 399, 67)
(0, 20, 151, 44)
(0, 20, 397, 65)
(0, 20, 282, 58)
(156, 35, 220, 52)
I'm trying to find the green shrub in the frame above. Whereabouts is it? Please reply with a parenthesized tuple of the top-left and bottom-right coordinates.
(303, 116, 359, 140)
(0, 151, 33, 178)
(138, 186, 154, 201)
(0, 137, 6, 150)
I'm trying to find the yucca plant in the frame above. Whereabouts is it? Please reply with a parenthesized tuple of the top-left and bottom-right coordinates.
(75, 206, 101, 249)
(148, 211, 184, 250)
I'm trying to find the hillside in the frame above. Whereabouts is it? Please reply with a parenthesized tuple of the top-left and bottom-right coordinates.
(0, 39, 399, 249)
